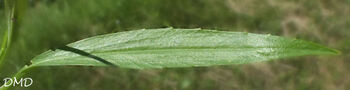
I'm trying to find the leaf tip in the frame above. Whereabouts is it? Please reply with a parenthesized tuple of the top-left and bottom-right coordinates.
(330, 49, 342, 55)
(322, 47, 341, 55)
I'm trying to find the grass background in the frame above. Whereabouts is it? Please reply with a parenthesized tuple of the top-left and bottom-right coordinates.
(0, 0, 349, 90)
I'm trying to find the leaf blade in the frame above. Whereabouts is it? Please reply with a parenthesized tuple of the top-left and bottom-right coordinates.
(30, 28, 339, 69)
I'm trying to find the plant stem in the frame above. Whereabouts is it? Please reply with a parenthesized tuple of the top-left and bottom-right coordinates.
(0, 31, 9, 70)
(1, 0, 28, 89)
(0, 0, 15, 71)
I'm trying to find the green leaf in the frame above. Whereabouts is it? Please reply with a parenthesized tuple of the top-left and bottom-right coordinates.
(29, 28, 339, 69)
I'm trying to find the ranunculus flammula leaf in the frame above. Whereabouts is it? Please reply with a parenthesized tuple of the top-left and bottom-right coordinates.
(29, 28, 339, 69)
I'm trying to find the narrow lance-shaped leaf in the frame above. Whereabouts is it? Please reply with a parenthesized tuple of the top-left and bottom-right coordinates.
(29, 28, 339, 69)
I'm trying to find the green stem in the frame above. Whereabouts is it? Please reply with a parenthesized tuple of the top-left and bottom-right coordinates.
(1, 1, 28, 89)
(0, 0, 14, 71)
(0, 31, 9, 70)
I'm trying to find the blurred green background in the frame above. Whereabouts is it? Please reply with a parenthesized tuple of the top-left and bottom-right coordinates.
(0, 0, 349, 90)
